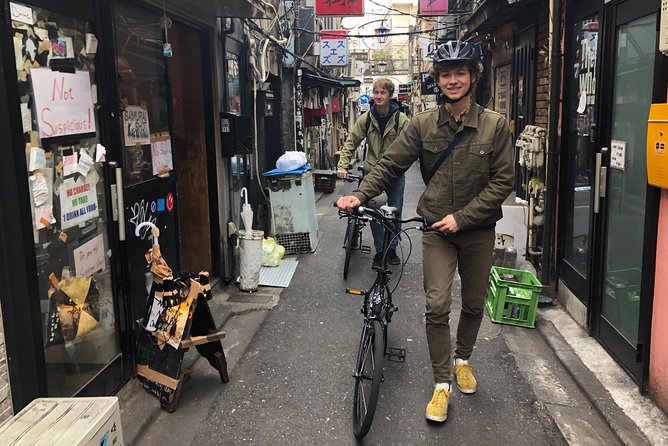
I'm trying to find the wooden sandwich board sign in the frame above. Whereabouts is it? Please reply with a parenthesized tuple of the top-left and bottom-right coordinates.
(136, 274, 229, 412)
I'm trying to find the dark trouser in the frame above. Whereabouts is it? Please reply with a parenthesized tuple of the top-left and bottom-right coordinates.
(422, 227, 495, 384)
(370, 175, 405, 253)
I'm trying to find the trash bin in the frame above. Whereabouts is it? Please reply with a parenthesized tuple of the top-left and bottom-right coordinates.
(239, 229, 264, 292)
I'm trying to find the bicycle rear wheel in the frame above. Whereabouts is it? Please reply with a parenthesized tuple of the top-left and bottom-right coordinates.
(352, 319, 385, 439)
(343, 218, 358, 279)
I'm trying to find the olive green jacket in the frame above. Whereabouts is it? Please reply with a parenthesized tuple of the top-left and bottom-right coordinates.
(352, 100, 515, 231)
(337, 108, 410, 173)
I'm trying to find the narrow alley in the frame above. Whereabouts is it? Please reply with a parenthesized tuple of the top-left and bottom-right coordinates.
(131, 165, 640, 445)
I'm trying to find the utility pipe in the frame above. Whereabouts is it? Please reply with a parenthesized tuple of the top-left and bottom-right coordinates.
(541, 0, 562, 285)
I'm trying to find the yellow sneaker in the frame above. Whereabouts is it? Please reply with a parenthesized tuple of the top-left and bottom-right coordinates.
(425, 388, 450, 422)
(454, 362, 478, 394)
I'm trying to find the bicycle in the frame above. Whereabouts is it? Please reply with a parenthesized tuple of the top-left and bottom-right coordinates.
(336, 204, 432, 439)
(339, 169, 369, 279)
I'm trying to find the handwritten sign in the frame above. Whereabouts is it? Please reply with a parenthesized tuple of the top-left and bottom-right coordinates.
(30, 68, 96, 139)
(73, 234, 106, 277)
(610, 139, 626, 171)
(123, 106, 150, 145)
(59, 177, 99, 229)
(151, 136, 173, 175)
(418, 0, 448, 16)
(10, 2, 33, 25)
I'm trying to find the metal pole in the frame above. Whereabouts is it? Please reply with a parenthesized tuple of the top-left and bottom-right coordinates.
(541, 0, 562, 285)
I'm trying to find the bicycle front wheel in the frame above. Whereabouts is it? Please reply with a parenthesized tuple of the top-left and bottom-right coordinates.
(352, 319, 385, 439)
(343, 218, 358, 279)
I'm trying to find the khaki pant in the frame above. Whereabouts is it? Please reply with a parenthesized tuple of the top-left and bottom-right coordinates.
(422, 227, 495, 383)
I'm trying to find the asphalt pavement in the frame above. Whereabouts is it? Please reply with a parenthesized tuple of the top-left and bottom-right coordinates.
(184, 165, 576, 445)
(123, 163, 667, 445)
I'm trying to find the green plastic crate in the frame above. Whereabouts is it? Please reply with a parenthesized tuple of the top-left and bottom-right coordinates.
(486, 266, 542, 328)
(603, 268, 641, 333)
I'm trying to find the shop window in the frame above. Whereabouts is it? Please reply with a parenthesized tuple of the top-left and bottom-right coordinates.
(114, 2, 172, 185)
(226, 53, 241, 114)
(10, 2, 120, 396)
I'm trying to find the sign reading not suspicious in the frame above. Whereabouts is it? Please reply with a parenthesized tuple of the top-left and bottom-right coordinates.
(321, 30, 348, 67)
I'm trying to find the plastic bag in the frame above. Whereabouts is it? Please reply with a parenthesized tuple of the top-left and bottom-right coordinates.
(261, 237, 286, 267)
(276, 151, 307, 171)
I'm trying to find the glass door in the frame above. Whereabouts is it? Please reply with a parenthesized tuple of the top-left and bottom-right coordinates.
(112, 1, 180, 321)
(595, 2, 659, 382)
(9, 1, 123, 396)
(559, 2, 601, 302)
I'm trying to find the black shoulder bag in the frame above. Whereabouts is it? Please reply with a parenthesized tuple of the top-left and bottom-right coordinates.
(425, 105, 484, 185)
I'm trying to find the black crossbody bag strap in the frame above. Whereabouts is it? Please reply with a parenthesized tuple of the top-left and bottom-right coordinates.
(425, 131, 466, 185)
(425, 105, 485, 185)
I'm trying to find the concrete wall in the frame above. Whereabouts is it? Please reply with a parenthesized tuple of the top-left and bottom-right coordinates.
(650, 189, 668, 414)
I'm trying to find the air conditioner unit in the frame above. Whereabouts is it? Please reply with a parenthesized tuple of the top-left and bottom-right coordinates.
(0, 397, 123, 446)
(267, 171, 320, 254)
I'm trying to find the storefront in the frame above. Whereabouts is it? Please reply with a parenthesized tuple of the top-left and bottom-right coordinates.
(0, 0, 260, 414)
(558, 0, 665, 388)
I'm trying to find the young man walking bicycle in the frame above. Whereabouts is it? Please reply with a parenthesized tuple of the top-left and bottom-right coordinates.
(336, 41, 514, 422)
(337, 78, 409, 267)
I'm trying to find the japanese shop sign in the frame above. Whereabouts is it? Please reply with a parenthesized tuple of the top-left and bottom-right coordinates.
(59, 177, 99, 229)
(30, 68, 96, 139)
(321, 30, 348, 67)
(315, 0, 363, 16)
(418, 0, 448, 16)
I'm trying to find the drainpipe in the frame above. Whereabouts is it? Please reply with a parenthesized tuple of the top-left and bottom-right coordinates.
(541, 0, 562, 285)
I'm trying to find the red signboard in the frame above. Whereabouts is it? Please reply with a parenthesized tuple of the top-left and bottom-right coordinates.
(315, 0, 363, 16)
(418, 0, 448, 16)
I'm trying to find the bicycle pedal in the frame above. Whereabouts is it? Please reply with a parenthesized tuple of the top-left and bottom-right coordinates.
(387, 347, 406, 363)
(360, 246, 371, 254)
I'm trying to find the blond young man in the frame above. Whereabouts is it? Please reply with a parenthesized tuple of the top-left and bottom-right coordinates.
(337, 78, 409, 267)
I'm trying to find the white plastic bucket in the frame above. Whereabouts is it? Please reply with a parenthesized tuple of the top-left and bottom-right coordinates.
(239, 230, 264, 292)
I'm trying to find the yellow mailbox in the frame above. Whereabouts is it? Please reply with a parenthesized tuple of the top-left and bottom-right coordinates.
(647, 103, 668, 188)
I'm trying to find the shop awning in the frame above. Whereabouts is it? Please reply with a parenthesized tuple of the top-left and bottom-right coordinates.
(301, 71, 361, 89)
(465, 0, 534, 35)
(145, 0, 266, 27)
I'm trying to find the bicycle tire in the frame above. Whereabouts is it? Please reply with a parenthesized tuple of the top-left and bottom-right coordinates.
(352, 319, 385, 439)
(343, 218, 357, 279)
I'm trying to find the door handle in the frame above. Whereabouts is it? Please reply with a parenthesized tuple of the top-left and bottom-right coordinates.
(594, 147, 609, 214)
(114, 165, 126, 241)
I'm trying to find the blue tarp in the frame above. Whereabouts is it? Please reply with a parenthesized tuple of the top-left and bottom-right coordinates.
(262, 163, 312, 177)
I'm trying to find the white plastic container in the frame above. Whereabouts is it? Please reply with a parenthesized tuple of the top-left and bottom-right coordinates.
(239, 229, 264, 292)
(0, 397, 123, 446)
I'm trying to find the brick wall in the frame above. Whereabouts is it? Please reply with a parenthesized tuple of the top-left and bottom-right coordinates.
(0, 308, 13, 423)
(535, 10, 551, 129)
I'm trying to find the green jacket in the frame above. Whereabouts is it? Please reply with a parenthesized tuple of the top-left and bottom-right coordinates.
(352, 100, 515, 231)
(337, 108, 410, 173)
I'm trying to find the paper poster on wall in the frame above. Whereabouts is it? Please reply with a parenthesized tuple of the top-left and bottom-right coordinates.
(59, 177, 99, 229)
(30, 68, 96, 139)
(28, 146, 46, 171)
(123, 105, 150, 146)
(30, 172, 48, 206)
(10, 2, 34, 25)
(73, 234, 106, 277)
(610, 139, 626, 171)
(151, 136, 173, 175)
(50, 37, 74, 59)
(62, 152, 77, 176)
(34, 204, 56, 229)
